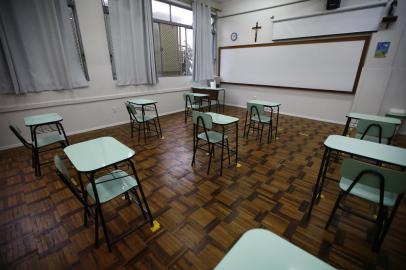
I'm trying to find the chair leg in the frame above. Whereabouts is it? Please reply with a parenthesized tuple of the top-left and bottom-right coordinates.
(191, 138, 199, 166)
(207, 143, 214, 174)
(35, 149, 41, 176)
(130, 121, 134, 138)
(98, 204, 112, 252)
(95, 206, 99, 247)
(267, 122, 272, 144)
(259, 123, 264, 143)
(325, 191, 344, 229)
(373, 207, 387, 250)
(84, 192, 89, 227)
(125, 192, 131, 206)
(138, 122, 141, 144)
(132, 188, 147, 220)
(226, 139, 231, 165)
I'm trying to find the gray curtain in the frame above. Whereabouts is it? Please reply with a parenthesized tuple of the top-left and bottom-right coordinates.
(192, 0, 214, 82)
(109, 0, 157, 86)
(0, 0, 88, 94)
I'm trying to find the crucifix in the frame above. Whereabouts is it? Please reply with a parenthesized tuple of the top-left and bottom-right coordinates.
(251, 22, 261, 43)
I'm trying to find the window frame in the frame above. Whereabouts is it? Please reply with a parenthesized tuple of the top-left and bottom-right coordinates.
(67, 0, 89, 81)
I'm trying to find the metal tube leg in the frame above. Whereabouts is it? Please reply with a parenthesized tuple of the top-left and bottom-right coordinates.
(153, 104, 163, 138)
(95, 206, 99, 247)
(243, 111, 248, 137)
(220, 126, 225, 176)
(192, 127, 198, 166)
(317, 149, 332, 197)
(275, 107, 280, 139)
(207, 143, 214, 175)
(235, 122, 239, 164)
(58, 123, 69, 145)
(325, 191, 344, 229)
(132, 188, 147, 220)
(129, 161, 153, 227)
(226, 139, 231, 165)
(142, 106, 147, 143)
(307, 147, 329, 221)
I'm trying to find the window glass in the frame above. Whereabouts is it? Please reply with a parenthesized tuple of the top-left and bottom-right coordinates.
(152, 0, 170, 21)
(171, 5, 193, 26)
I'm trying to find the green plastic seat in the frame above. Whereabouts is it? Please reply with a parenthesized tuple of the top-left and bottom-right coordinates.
(355, 119, 396, 144)
(33, 134, 66, 148)
(86, 170, 139, 204)
(326, 158, 406, 250)
(126, 103, 156, 123)
(251, 115, 271, 123)
(197, 130, 228, 144)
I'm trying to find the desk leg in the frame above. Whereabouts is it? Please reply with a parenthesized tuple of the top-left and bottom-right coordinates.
(29, 127, 35, 169)
(142, 106, 147, 143)
(275, 106, 280, 139)
(129, 160, 154, 227)
(223, 90, 225, 112)
(58, 122, 70, 145)
(220, 126, 225, 176)
(243, 111, 248, 138)
(235, 122, 239, 164)
(307, 147, 329, 221)
(89, 171, 112, 252)
(153, 104, 163, 138)
(77, 172, 89, 227)
(33, 126, 40, 176)
(342, 117, 351, 136)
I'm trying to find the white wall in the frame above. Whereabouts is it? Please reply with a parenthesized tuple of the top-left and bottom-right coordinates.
(0, 0, 193, 150)
(217, 0, 406, 131)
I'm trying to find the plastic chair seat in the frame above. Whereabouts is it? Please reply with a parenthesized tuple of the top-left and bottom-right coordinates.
(251, 115, 271, 123)
(190, 103, 209, 110)
(33, 134, 66, 148)
(339, 176, 397, 206)
(354, 133, 389, 144)
(134, 115, 156, 123)
(86, 170, 138, 204)
(198, 131, 227, 143)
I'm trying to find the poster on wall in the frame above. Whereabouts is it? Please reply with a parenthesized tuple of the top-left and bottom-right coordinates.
(374, 41, 390, 58)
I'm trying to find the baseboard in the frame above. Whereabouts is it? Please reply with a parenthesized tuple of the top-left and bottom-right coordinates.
(0, 108, 185, 151)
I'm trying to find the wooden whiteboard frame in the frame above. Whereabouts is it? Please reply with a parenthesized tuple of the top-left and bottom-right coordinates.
(218, 35, 371, 94)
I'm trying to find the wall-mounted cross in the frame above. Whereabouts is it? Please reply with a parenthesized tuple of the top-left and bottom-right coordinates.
(252, 22, 262, 43)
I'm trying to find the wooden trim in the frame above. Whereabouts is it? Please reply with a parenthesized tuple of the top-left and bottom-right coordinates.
(218, 34, 371, 95)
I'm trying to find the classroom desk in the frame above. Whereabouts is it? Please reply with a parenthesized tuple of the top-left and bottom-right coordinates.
(307, 135, 406, 220)
(192, 86, 226, 112)
(128, 98, 163, 142)
(184, 93, 211, 123)
(206, 112, 239, 176)
(64, 137, 153, 251)
(342, 112, 401, 136)
(245, 99, 281, 140)
(24, 113, 69, 176)
(214, 229, 335, 270)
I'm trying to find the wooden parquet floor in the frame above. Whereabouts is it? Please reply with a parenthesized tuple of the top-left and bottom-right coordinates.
(1, 106, 406, 270)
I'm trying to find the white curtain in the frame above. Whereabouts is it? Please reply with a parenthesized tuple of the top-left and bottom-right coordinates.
(192, 0, 214, 82)
(109, 0, 157, 86)
(0, 0, 88, 94)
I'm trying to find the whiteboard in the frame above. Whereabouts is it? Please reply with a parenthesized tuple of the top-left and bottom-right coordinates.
(219, 37, 369, 93)
(272, 4, 385, 41)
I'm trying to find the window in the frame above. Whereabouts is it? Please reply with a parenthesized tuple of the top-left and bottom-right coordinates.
(152, 0, 194, 77)
(101, 0, 116, 79)
(67, 0, 89, 80)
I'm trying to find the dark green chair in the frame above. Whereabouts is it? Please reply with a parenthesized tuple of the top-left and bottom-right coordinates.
(9, 123, 67, 176)
(245, 102, 273, 143)
(54, 155, 150, 252)
(191, 111, 230, 174)
(126, 102, 159, 143)
(325, 158, 406, 251)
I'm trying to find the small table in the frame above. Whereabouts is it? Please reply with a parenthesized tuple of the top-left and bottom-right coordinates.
(245, 99, 282, 140)
(206, 112, 239, 176)
(342, 112, 401, 136)
(307, 135, 406, 220)
(192, 86, 226, 112)
(215, 229, 335, 270)
(64, 137, 154, 250)
(128, 98, 163, 143)
(24, 113, 69, 176)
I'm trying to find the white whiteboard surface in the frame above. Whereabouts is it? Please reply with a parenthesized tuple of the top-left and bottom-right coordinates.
(219, 37, 368, 93)
(272, 4, 385, 41)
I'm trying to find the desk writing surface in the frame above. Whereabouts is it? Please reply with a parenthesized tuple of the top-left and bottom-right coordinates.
(215, 229, 335, 270)
(248, 99, 281, 107)
(192, 86, 225, 91)
(128, 99, 157, 105)
(325, 135, 406, 167)
(206, 112, 238, 125)
(64, 137, 135, 173)
(24, 113, 63, 126)
(186, 93, 209, 97)
(347, 113, 401, 125)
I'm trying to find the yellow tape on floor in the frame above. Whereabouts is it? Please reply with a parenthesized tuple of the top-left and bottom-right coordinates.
(150, 220, 161, 232)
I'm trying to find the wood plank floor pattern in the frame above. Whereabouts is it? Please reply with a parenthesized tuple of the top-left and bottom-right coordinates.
(0, 106, 405, 269)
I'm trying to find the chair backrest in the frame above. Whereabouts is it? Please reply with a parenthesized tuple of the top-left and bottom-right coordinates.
(341, 158, 406, 194)
(183, 93, 195, 105)
(192, 110, 212, 129)
(247, 102, 265, 116)
(126, 102, 138, 119)
(54, 155, 87, 204)
(9, 123, 31, 149)
(356, 119, 396, 140)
